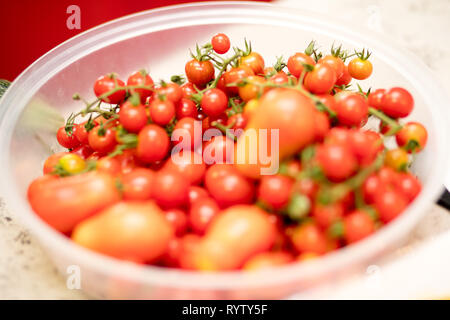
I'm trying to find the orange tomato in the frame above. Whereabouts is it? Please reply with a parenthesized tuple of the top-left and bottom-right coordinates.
(239, 52, 265, 74)
(243, 251, 293, 271)
(43, 152, 69, 174)
(238, 75, 266, 102)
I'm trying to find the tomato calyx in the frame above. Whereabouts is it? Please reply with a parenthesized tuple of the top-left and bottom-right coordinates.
(304, 40, 322, 62)
(170, 74, 186, 86)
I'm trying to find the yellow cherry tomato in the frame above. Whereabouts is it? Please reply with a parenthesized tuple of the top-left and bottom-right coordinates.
(243, 98, 259, 116)
(385, 148, 409, 171)
(59, 154, 86, 174)
(348, 57, 373, 80)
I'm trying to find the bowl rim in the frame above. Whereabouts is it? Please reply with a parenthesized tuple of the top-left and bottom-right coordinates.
(0, 1, 448, 290)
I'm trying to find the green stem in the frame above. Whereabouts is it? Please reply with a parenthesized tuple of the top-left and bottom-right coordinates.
(210, 52, 243, 88)
(368, 107, 402, 136)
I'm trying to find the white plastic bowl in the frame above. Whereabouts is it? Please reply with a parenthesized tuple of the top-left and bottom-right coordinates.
(0, 2, 448, 299)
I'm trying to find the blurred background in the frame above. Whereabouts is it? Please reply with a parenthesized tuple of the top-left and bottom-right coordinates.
(0, 0, 449, 299)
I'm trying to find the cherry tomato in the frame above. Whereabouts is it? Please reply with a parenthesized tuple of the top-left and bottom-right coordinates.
(156, 82, 183, 104)
(96, 156, 121, 175)
(194, 205, 276, 271)
(362, 173, 384, 204)
(270, 71, 290, 85)
(396, 122, 427, 153)
(227, 113, 248, 132)
(189, 197, 220, 234)
(223, 66, 254, 95)
(314, 110, 331, 142)
(201, 113, 228, 131)
(287, 52, 315, 78)
(176, 98, 198, 119)
(243, 252, 293, 271)
(290, 223, 328, 255)
(185, 59, 215, 87)
(57, 126, 80, 149)
(43, 152, 69, 174)
(348, 57, 373, 80)
(202, 135, 235, 165)
(28, 171, 120, 233)
(304, 63, 337, 94)
(324, 127, 351, 145)
(127, 70, 154, 104)
(88, 126, 117, 154)
(163, 150, 206, 185)
(333, 92, 369, 127)
(93, 74, 126, 104)
(136, 124, 170, 163)
(367, 88, 385, 110)
(201, 88, 228, 117)
(374, 189, 408, 223)
(188, 186, 209, 206)
(378, 166, 399, 185)
(343, 210, 375, 244)
(385, 148, 409, 171)
(58, 153, 86, 174)
(172, 117, 202, 150)
(121, 168, 155, 201)
(238, 75, 266, 102)
(312, 202, 344, 229)
(70, 143, 94, 160)
(165, 208, 188, 236)
(318, 55, 345, 79)
(394, 173, 421, 203)
(211, 33, 230, 54)
(258, 174, 294, 210)
(349, 129, 383, 164)
(294, 178, 319, 201)
(335, 65, 352, 86)
(239, 52, 265, 75)
(152, 168, 190, 209)
(73, 122, 91, 145)
(204, 164, 255, 207)
(381, 87, 414, 118)
(149, 98, 176, 126)
(316, 143, 358, 181)
(118, 101, 148, 133)
(72, 201, 173, 263)
(180, 82, 196, 99)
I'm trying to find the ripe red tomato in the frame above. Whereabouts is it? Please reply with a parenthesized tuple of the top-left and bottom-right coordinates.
(202, 135, 235, 165)
(374, 189, 408, 223)
(165, 208, 188, 236)
(333, 92, 369, 127)
(227, 113, 248, 132)
(28, 171, 120, 233)
(335, 65, 352, 86)
(72, 201, 173, 263)
(156, 82, 183, 104)
(223, 66, 254, 95)
(238, 75, 266, 102)
(176, 98, 198, 119)
(204, 164, 255, 207)
(172, 117, 202, 150)
(314, 110, 331, 142)
(43, 152, 70, 174)
(362, 173, 383, 204)
(395, 122, 427, 153)
(136, 124, 170, 163)
(180, 82, 196, 99)
(258, 174, 294, 210)
(127, 70, 154, 104)
(96, 156, 121, 175)
(348, 58, 373, 80)
(381, 87, 414, 118)
(290, 223, 328, 255)
(287, 52, 315, 78)
(313, 202, 344, 229)
(189, 197, 220, 234)
(201, 88, 228, 117)
(73, 122, 91, 145)
(185, 59, 215, 87)
(152, 168, 190, 209)
(343, 210, 375, 244)
(211, 33, 230, 54)
(57, 126, 80, 149)
(318, 55, 345, 79)
(121, 168, 155, 201)
(349, 129, 383, 164)
(70, 144, 94, 160)
(293, 178, 319, 201)
(270, 71, 290, 85)
(118, 101, 148, 133)
(394, 173, 421, 203)
(316, 143, 358, 181)
(304, 63, 337, 94)
(93, 74, 126, 104)
(163, 150, 206, 185)
(188, 186, 209, 206)
(88, 126, 117, 153)
(149, 98, 176, 126)
(239, 52, 265, 75)
(367, 88, 385, 110)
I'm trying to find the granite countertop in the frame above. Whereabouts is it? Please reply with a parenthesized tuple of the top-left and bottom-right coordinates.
(0, 0, 449, 299)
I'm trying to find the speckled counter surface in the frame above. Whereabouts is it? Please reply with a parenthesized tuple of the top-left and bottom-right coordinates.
(0, 0, 449, 299)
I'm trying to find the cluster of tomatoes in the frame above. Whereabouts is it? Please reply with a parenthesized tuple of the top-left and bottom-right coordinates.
(27, 33, 428, 271)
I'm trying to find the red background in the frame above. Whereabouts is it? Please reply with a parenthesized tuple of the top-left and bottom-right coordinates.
(0, 0, 269, 81)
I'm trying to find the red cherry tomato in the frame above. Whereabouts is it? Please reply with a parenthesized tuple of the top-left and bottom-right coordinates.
(149, 98, 176, 126)
(287, 52, 315, 78)
(180, 82, 196, 99)
(152, 168, 190, 209)
(335, 65, 352, 86)
(243, 251, 293, 271)
(156, 82, 183, 104)
(57, 126, 80, 149)
(176, 98, 198, 119)
(165, 208, 188, 236)
(344, 210, 375, 244)
(367, 88, 385, 110)
(227, 113, 248, 132)
(239, 52, 265, 75)
(258, 174, 294, 210)
(290, 223, 328, 255)
(201, 88, 228, 117)
(223, 66, 254, 95)
(304, 63, 337, 94)
(381, 87, 414, 118)
(185, 59, 215, 87)
(318, 55, 345, 79)
(189, 197, 220, 234)
(333, 92, 369, 127)
(127, 70, 154, 104)
(211, 33, 230, 54)
(70, 144, 94, 160)
(313, 202, 344, 229)
(172, 117, 202, 151)
(118, 101, 148, 133)
(43, 152, 70, 174)
(73, 122, 91, 145)
(136, 124, 170, 163)
(163, 150, 206, 185)
(314, 110, 331, 142)
(204, 164, 255, 208)
(374, 189, 408, 223)
(96, 156, 121, 175)
(88, 126, 117, 153)
(121, 168, 155, 201)
(316, 143, 358, 181)
(93, 74, 126, 104)
(394, 172, 421, 203)
(202, 135, 235, 165)
(188, 186, 209, 206)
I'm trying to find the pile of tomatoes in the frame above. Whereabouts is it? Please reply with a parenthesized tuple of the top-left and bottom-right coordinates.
(27, 33, 427, 271)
